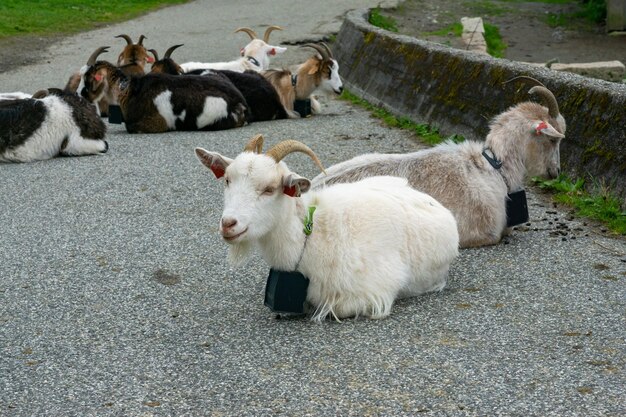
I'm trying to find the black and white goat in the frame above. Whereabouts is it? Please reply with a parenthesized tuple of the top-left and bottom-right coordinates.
(1, 88, 108, 162)
(149, 44, 287, 122)
(181, 26, 286, 73)
(77, 47, 249, 133)
(262, 43, 343, 117)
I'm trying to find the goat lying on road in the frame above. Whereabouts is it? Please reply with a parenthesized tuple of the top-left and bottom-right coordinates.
(312, 77, 566, 248)
(195, 134, 459, 321)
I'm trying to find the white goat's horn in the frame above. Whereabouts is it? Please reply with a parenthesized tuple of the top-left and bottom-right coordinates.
(115, 34, 133, 45)
(263, 25, 282, 42)
(164, 44, 183, 59)
(301, 43, 330, 61)
(265, 140, 326, 174)
(235, 27, 258, 40)
(243, 134, 264, 154)
(87, 46, 110, 66)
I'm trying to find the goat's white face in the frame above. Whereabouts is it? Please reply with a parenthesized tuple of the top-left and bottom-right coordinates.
(318, 59, 343, 96)
(195, 149, 310, 245)
(241, 40, 287, 70)
(525, 116, 565, 179)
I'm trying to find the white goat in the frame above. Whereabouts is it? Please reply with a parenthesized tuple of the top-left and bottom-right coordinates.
(181, 26, 286, 73)
(312, 77, 566, 248)
(1, 88, 108, 163)
(262, 43, 343, 117)
(195, 134, 459, 321)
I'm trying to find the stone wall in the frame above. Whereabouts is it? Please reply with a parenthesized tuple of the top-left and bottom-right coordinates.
(334, 9, 626, 203)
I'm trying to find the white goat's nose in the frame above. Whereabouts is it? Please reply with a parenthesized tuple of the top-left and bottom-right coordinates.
(221, 217, 237, 230)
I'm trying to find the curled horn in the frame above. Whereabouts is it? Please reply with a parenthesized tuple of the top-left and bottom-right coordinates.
(263, 25, 282, 42)
(243, 134, 264, 154)
(164, 44, 184, 59)
(301, 43, 330, 61)
(504, 76, 559, 118)
(265, 140, 326, 174)
(138, 35, 147, 46)
(87, 46, 110, 66)
(234, 27, 258, 40)
(319, 42, 334, 59)
(115, 34, 133, 45)
(148, 49, 159, 61)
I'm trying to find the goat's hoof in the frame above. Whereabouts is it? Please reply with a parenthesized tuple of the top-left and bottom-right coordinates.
(102, 141, 109, 153)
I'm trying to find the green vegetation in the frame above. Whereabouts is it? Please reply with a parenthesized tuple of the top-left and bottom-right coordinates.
(463, 0, 511, 16)
(534, 174, 626, 234)
(341, 90, 464, 145)
(422, 22, 463, 38)
(0, 0, 189, 39)
(483, 22, 507, 57)
(368, 7, 398, 32)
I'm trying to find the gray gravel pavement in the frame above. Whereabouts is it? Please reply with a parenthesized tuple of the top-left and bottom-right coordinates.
(1, 1, 625, 416)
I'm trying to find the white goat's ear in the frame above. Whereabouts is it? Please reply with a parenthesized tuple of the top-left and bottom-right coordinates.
(533, 121, 564, 138)
(282, 173, 311, 197)
(194, 147, 232, 179)
(267, 45, 287, 56)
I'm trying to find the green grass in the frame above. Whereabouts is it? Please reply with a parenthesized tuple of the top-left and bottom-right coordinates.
(341, 89, 464, 145)
(422, 22, 463, 37)
(368, 7, 398, 32)
(0, 0, 189, 39)
(534, 174, 626, 234)
(484, 22, 507, 57)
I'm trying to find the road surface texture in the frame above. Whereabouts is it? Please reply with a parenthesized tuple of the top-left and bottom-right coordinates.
(1, 1, 624, 415)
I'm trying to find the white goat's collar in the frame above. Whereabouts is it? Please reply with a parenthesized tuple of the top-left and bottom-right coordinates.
(246, 56, 261, 68)
(294, 205, 316, 271)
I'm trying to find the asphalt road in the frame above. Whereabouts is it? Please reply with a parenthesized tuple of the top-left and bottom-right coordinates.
(1, 1, 625, 416)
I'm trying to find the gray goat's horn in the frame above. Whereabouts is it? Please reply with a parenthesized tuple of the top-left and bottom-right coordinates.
(115, 34, 133, 45)
(265, 140, 326, 174)
(503, 75, 560, 118)
(301, 43, 330, 61)
(235, 27, 258, 40)
(263, 25, 282, 42)
(243, 134, 265, 153)
(138, 35, 147, 46)
(148, 49, 159, 61)
(164, 44, 184, 59)
(528, 86, 560, 119)
(87, 46, 110, 66)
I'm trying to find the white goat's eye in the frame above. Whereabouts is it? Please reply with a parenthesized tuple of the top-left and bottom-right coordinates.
(262, 186, 275, 195)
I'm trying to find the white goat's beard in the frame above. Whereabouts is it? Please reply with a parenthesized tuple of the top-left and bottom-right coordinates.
(228, 241, 252, 268)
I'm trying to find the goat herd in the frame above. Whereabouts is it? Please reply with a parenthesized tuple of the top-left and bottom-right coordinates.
(0, 25, 567, 321)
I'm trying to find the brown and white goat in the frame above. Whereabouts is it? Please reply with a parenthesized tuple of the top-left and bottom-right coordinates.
(181, 26, 287, 73)
(312, 77, 566, 248)
(115, 34, 154, 76)
(262, 43, 343, 118)
(77, 47, 249, 133)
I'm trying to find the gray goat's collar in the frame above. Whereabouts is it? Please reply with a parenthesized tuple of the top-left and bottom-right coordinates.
(291, 73, 298, 87)
(482, 148, 502, 170)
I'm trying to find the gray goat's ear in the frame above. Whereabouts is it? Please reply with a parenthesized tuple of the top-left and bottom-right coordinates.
(194, 147, 232, 179)
(282, 173, 311, 197)
(532, 121, 564, 138)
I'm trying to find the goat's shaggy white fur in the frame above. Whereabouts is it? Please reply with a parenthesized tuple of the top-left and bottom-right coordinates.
(195, 144, 459, 321)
